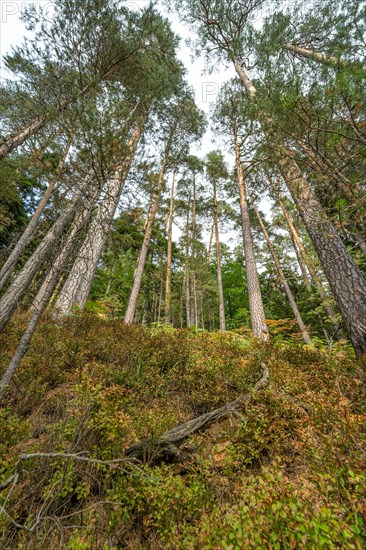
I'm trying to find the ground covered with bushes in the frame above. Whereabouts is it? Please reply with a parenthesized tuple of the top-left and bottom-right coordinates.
(0, 315, 365, 549)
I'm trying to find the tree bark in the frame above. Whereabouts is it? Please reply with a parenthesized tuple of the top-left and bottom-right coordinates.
(249, 194, 311, 344)
(0, 82, 93, 160)
(0, 174, 95, 333)
(283, 43, 366, 73)
(30, 181, 103, 311)
(0, 136, 73, 290)
(184, 192, 192, 327)
(277, 193, 341, 332)
(233, 124, 268, 339)
(213, 181, 226, 331)
(233, 59, 366, 360)
(124, 155, 169, 324)
(165, 172, 175, 323)
(54, 117, 146, 315)
(277, 151, 366, 358)
(0, 204, 88, 402)
(207, 221, 215, 264)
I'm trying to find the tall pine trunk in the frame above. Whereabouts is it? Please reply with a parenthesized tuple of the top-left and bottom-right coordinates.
(233, 58, 366, 360)
(165, 172, 175, 323)
(54, 116, 147, 315)
(249, 194, 311, 344)
(0, 174, 96, 332)
(233, 124, 268, 339)
(124, 156, 168, 324)
(213, 181, 226, 331)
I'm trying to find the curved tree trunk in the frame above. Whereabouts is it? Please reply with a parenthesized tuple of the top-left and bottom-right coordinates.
(249, 194, 311, 344)
(233, 125, 268, 339)
(0, 136, 73, 290)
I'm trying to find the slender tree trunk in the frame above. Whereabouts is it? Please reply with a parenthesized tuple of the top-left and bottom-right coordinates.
(124, 156, 168, 324)
(249, 194, 311, 344)
(232, 124, 268, 339)
(283, 43, 366, 72)
(0, 136, 73, 290)
(165, 172, 175, 323)
(191, 174, 198, 326)
(277, 193, 340, 329)
(213, 181, 226, 331)
(207, 221, 215, 264)
(54, 116, 146, 315)
(233, 59, 366, 360)
(184, 192, 192, 327)
(0, 196, 90, 402)
(0, 174, 95, 332)
(30, 182, 102, 311)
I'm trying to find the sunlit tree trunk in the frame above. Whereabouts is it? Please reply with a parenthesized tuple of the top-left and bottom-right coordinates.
(0, 136, 73, 290)
(250, 194, 311, 344)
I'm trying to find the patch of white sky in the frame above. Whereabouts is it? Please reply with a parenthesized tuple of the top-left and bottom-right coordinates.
(0, 0, 275, 250)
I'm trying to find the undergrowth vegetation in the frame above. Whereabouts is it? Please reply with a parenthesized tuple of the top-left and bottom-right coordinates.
(0, 315, 365, 548)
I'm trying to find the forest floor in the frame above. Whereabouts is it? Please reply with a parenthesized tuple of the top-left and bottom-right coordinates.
(0, 315, 365, 549)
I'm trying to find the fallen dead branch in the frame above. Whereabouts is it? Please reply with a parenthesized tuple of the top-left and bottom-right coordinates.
(124, 363, 270, 460)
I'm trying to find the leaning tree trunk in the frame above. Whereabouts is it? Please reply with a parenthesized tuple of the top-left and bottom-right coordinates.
(165, 172, 175, 324)
(233, 124, 268, 339)
(207, 221, 215, 264)
(277, 151, 366, 359)
(276, 192, 341, 333)
(54, 116, 147, 315)
(283, 43, 366, 73)
(292, 139, 366, 255)
(213, 181, 226, 331)
(232, 58, 366, 360)
(0, 136, 73, 290)
(0, 174, 95, 333)
(0, 200, 92, 402)
(249, 194, 311, 344)
(124, 156, 168, 324)
(0, 81, 94, 160)
(30, 185, 101, 312)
